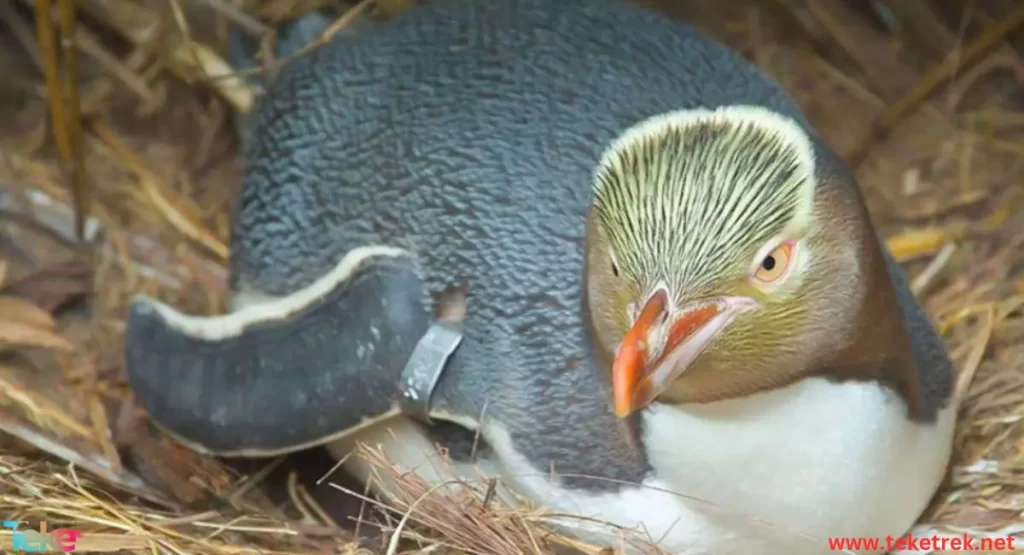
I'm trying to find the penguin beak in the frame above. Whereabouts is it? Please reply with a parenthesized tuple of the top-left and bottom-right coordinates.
(611, 290, 756, 417)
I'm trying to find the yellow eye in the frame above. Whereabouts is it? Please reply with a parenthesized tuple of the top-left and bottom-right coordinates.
(753, 242, 794, 285)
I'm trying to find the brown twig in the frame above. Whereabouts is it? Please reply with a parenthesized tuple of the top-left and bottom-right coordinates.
(229, 0, 375, 85)
(199, 0, 270, 37)
(847, 3, 1024, 166)
(801, 0, 918, 101)
(47, 0, 256, 112)
(74, 27, 159, 107)
(56, 0, 88, 241)
(89, 120, 229, 261)
(34, 0, 90, 241)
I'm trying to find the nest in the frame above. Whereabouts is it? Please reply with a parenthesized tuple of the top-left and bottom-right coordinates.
(1, 0, 1023, 553)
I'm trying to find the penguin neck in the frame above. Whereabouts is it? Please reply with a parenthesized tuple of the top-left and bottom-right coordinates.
(808, 233, 944, 423)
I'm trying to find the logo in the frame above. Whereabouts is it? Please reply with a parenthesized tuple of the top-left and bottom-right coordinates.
(3, 520, 81, 552)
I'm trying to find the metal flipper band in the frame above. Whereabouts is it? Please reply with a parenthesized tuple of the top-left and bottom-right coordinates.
(399, 321, 463, 422)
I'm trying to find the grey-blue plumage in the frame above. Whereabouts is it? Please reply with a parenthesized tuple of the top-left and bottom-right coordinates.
(230, 0, 804, 480)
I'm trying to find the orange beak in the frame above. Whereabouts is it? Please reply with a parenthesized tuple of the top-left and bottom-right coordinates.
(611, 291, 754, 417)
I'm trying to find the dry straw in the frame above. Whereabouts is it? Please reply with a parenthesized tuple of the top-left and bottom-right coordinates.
(1, 0, 1023, 553)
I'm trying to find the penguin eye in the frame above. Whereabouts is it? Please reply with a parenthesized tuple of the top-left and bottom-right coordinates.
(752, 241, 795, 286)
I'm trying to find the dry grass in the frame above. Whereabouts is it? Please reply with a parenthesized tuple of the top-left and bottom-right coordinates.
(0, 0, 1023, 553)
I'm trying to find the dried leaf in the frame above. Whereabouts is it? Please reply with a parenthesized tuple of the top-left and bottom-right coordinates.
(0, 412, 166, 505)
(0, 369, 91, 437)
(0, 320, 74, 351)
(87, 392, 122, 473)
(0, 295, 58, 330)
(170, 41, 254, 113)
(0, 259, 7, 287)
(1, 260, 92, 312)
(129, 434, 212, 504)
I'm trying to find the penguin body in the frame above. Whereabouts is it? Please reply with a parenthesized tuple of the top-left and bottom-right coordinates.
(126, 1, 957, 553)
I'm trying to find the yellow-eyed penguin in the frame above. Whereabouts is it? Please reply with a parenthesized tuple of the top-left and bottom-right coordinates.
(124, 0, 957, 553)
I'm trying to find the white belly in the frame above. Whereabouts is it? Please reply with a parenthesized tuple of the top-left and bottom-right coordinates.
(631, 377, 957, 554)
(330, 378, 956, 555)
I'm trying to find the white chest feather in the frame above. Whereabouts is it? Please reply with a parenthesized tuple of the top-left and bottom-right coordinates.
(331, 377, 956, 555)
(636, 378, 956, 553)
